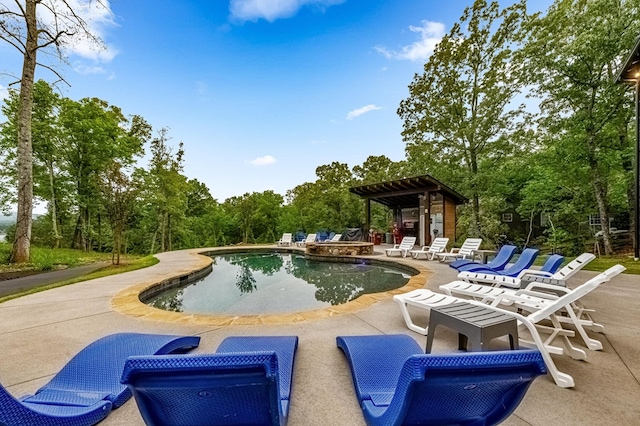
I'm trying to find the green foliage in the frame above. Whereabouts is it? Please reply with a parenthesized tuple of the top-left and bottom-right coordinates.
(519, 0, 640, 254)
(399, 0, 529, 237)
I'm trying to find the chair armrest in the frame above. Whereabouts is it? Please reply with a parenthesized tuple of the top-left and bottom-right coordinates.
(522, 281, 570, 294)
(520, 274, 566, 287)
(516, 269, 553, 279)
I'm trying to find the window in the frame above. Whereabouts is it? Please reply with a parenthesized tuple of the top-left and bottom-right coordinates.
(502, 213, 513, 223)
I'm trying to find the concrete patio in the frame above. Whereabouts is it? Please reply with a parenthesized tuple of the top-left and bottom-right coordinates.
(1, 245, 639, 425)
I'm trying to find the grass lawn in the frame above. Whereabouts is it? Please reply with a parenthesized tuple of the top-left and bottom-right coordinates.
(0, 243, 158, 302)
(582, 255, 640, 274)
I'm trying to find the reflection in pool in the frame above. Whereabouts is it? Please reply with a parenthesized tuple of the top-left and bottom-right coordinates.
(145, 252, 412, 315)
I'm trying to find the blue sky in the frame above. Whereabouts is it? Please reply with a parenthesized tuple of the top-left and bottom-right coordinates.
(0, 0, 553, 206)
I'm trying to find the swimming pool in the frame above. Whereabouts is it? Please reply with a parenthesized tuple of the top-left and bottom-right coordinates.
(144, 252, 413, 315)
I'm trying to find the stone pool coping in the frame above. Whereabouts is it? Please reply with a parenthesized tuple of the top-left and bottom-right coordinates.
(111, 245, 431, 326)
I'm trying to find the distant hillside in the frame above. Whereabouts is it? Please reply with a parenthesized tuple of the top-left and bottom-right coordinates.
(0, 213, 16, 226)
(0, 212, 41, 227)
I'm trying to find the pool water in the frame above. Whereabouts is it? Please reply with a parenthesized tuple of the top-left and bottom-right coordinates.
(145, 252, 412, 315)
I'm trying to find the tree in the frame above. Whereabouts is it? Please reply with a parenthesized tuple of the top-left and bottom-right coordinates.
(135, 128, 187, 253)
(99, 161, 138, 264)
(0, 0, 106, 262)
(0, 80, 66, 247)
(521, 0, 640, 254)
(398, 0, 529, 237)
(58, 97, 145, 251)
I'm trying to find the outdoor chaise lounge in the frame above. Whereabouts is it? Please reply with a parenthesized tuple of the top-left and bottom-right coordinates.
(336, 334, 546, 426)
(295, 233, 316, 247)
(458, 249, 564, 283)
(328, 233, 342, 242)
(458, 248, 544, 278)
(455, 252, 593, 289)
(408, 237, 449, 260)
(384, 236, 416, 257)
(394, 265, 625, 387)
(122, 335, 298, 426)
(0, 333, 200, 426)
(435, 238, 482, 262)
(278, 233, 293, 246)
(450, 244, 517, 271)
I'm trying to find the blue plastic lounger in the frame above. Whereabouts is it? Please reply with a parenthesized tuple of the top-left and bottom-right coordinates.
(461, 248, 540, 277)
(0, 333, 200, 426)
(451, 244, 518, 271)
(336, 334, 546, 426)
(121, 335, 298, 426)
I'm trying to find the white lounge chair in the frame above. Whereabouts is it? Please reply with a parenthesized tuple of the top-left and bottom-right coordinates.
(384, 236, 416, 257)
(328, 233, 342, 242)
(435, 238, 482, 263)
(394, 265, 625, 387)
(277, 233, 293, 247)
(469, 264, 625, 388)
(408, 237, 449, 260)
(456, 253, 596, 288)
(296, 233, 316, 247)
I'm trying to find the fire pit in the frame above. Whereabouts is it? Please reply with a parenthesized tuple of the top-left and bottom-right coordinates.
(305, 241, 374, 256)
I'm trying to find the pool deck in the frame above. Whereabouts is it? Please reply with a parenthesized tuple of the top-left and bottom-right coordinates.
(1, 245, 639, 425)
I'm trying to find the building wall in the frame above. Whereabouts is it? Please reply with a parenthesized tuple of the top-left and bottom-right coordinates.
(444, 196, 457, 242)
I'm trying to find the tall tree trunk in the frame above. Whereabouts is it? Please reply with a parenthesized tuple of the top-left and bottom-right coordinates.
(48, 163, 61, 248)
(10, 0, 37, 263)
(160, 212, 166, 252)
(167, 214, 172, 252)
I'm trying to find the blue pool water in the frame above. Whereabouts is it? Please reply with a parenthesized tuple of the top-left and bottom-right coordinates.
(145, 252, 412, 315)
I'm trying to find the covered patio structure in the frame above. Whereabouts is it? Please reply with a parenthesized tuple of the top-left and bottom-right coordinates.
(349, 175, 467, 247)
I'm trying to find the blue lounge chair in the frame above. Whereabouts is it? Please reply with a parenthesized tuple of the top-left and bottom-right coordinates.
(461, 248, 540, 277)
(0, 333, 200, 426)
(316, 231, 330, 242)
(121, 335, 298, 426)
(336, 334, 546, 426)
(451, 244, 517, 271)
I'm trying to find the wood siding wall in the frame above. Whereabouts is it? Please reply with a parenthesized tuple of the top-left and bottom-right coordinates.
(444, 196, 457, 242)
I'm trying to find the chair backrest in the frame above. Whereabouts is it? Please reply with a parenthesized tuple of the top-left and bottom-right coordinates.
(305, 233, 317, 243)
(331, 234, 342, 242)
(529, 265, 625, 323)
(540, 254, 564, 274)
(389, 350, 546, 425)
(317, 231, 330, 241)
(486, 245, 518, 270)
(459, 238, 482, 255)
(501, 248, 539, 277)
(281, 233, 292, 242)
(551, 253, 596, 281)
(428, 237, 449, 253)
(400, 237, 417, 248)
(122, 352, 284, 426)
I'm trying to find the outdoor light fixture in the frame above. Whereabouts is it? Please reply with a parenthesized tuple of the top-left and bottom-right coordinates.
(616, 35, 640, 260)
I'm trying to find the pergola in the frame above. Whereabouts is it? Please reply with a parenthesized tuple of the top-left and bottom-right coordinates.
(349, 175, 467, 246)
(616, 36, 640, 260)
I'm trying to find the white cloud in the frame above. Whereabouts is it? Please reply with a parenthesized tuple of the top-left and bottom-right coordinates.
(346, 104, 382, 120)
(376, 20, 445, 62)
(0, 85, 8, 102)
(229, 0, 345, 22)
(73, 63, 107, 75)
(36, 0, 119, 63)
(248, 155, 277, 166)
